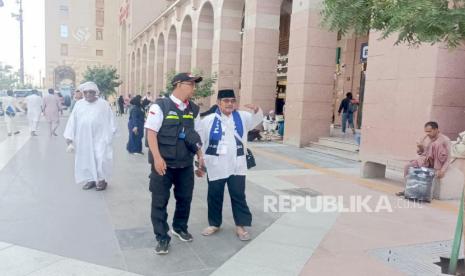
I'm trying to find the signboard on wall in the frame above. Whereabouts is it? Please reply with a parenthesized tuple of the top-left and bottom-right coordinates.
(360, 43, 368, 63)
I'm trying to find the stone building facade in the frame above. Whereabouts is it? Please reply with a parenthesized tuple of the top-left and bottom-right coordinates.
(44, 0, 119, 96)
(118, 0, 465, 178)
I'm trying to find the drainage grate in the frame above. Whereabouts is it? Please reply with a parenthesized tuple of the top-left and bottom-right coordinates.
(369, 240, 464, 275)
(278, 188, 321, 197)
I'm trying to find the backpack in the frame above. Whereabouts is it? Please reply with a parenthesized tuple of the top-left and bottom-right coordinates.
(348, 101, 358, 113)
(5, 105, 15, 117)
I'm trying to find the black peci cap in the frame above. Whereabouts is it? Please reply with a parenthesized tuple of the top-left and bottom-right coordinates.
(217, 89, 235, 99)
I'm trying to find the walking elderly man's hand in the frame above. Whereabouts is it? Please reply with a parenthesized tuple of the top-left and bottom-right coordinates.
(195, 157, 206, 178)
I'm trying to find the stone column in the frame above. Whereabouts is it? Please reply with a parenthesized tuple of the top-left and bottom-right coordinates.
(283, 0, 337, 147)
(211, 0, 245, 103)
(239, 0, 281, 111)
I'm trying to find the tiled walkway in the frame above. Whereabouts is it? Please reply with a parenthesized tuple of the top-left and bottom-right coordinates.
(0, 115, 460, 275)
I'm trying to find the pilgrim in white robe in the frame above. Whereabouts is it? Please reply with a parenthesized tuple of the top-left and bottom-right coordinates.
(25, 94, 43, 132)
(197, 109, 263, 181)
(64, 98, 116, 184)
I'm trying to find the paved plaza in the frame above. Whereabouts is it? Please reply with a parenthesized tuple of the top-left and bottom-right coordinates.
(0, 114, 461, 275)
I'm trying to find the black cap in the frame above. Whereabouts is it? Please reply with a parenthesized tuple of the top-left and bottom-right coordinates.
(217, 89, 235, 99)
(171, 73, 203, 86)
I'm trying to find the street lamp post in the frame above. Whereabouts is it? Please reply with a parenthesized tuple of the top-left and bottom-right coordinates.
(9, 0, 25, 86)
(18, 0, 24, 85)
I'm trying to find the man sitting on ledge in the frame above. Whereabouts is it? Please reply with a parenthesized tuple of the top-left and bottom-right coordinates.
(396, 121, 451, 196)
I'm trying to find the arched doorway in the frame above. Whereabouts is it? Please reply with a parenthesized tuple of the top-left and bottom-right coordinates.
(136, 48, 141, 94)
(120, 22, 127, 95)
(142, 44, 148, 93)
(54, 66, 76, 103)
(167, 26, 177, 76)
(148, 39, 155, 93)
(196, 2, 214, 107)
(130, 52, 135, 94)
(180, 16, 193, 72)
(196, 2, 214, 75)
(156, 33, 165, 94)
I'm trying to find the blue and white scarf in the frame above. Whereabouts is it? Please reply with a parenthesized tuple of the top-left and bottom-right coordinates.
(206, 108, 244, 156)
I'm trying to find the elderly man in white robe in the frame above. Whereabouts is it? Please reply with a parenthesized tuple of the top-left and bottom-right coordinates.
(196, 89, 263, 241)
(64, 82, 116, 191)
(25, 90, 43, 136)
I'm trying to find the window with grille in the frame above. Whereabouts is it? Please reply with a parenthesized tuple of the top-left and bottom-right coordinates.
(96, 0, 104, 9)
(59, 5, 69, 17)
(96, 28, 103, 40)
(95, 0, 104, 27)
(96, 10, 104, 27)
(96, 49, 104, 56)
(60, 25, 68, 38)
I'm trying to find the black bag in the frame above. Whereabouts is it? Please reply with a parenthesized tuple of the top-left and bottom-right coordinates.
(246, 148, 256, 169)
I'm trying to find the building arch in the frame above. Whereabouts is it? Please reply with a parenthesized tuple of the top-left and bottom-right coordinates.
(156, 33, 166, 93)
(167, 25, 178, 79)
(196, 1, 214, 75)
(136, 48, 141, 94)
(131, 51, 136, 94)
(179, 15, 193, 72)
(142, 44, 148, 93)
(53, 66, 76, 98)
(148, 39, 156, 94)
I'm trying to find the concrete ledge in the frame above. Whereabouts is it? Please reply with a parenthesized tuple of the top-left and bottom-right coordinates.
(361, 161, 386, 178)
(433, 165, 464, 200)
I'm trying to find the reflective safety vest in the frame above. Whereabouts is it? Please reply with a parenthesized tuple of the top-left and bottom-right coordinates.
(148, 97, 199, 168)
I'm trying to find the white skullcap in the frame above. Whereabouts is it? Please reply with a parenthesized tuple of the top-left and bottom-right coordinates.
(78, 81, 100, 95)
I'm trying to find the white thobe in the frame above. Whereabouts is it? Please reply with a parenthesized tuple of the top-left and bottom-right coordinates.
(197, 109, 263, 181)
(3, 96, 21, 134)
(64, 98, 117, 184)
(263, 115, 277, 133)
(25, 94, 42, 132)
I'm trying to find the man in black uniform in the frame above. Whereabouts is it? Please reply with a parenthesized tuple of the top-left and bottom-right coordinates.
(144, 73, 205, 255)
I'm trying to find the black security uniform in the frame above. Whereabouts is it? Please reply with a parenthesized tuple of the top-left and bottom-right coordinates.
(148, 97, 200, 242)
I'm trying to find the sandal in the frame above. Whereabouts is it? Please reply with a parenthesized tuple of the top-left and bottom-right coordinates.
(236, 230, 251, 241)
(82, 181, 96, 190)
(201, 226, 220, 236)
(96, 180, 108, 191)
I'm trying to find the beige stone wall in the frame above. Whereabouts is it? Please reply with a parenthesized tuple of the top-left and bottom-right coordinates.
(120, 0, 338, 143)
(360, 31, 465, 169)
(45, 0, 119, 89)
(118, 0, 465, 156)
(130, 0, 169, 39)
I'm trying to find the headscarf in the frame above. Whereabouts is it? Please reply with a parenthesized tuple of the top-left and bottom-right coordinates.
(130, 95, 142, 107)
(78, 81, 100, 95)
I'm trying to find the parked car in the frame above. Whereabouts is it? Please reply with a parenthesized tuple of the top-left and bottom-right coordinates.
(14, 89, 34, 98)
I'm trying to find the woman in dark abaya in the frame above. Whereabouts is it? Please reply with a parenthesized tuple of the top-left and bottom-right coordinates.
(126, 95, 145, 154)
